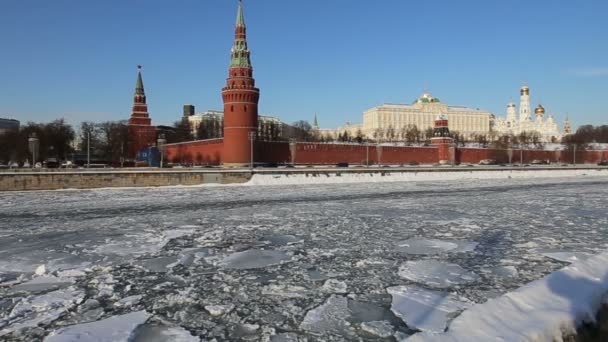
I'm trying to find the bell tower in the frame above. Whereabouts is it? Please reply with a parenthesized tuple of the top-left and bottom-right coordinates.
(222, 0, 260, 166)
(519, 85, 531, 122)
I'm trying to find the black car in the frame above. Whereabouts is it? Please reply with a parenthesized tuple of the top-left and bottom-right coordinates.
(336, 162, 349, 168)
(598, 160, 608, 166)
(44, 158, 60, 168)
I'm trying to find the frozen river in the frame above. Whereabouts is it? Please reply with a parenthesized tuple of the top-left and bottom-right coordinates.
(1, 175, 607, 341)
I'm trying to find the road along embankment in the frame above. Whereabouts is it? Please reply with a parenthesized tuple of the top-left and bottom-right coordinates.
(0, 167, 606, 191)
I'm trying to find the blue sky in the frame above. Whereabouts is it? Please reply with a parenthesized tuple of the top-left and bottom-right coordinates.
(1, 0, 606, 130)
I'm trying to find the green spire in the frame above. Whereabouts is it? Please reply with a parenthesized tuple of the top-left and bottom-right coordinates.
(313, 113, 319, 129)
(230, 1, 251, 68)
(236, 0, 245, 27)
(135, 65, 144, 95)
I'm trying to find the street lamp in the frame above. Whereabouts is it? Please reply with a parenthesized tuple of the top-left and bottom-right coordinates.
(157, 134, 167, 168)
(87, 131, 91, 168)
(248, 131, 256, 171)
(28, 133, 40, 168)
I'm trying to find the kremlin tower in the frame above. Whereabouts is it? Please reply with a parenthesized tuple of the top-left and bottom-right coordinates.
(221, 0, 260, 166)
(431, 114, 454, 164)
(128, 65, 157, 158)
(564, 115, 573, 136)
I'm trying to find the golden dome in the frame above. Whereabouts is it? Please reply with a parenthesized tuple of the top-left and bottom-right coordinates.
(535, 104, 545, 114)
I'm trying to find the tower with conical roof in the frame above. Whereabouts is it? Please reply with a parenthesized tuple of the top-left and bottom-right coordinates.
(564, 115, 573, 135)
(128, 65, 157, 159)
(313, 113, 319, 130)
(222, 0, 260, 166)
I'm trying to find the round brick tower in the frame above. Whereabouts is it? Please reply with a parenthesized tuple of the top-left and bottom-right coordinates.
(431, 114, 454, 164)
(222, 0, 260, 167)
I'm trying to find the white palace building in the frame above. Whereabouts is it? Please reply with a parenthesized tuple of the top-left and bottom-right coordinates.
(492, 85, 569, 142)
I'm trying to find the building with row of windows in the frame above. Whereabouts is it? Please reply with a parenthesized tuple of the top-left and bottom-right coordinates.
(182, 105, 287, 141)
(321, 92, 493, 141)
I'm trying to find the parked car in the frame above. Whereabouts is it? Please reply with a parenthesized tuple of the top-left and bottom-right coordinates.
(479, 159, 497, 165)
(408, 161, 420, 166)
(44, 158, 60, 168)
(598, 160, 608, 166)
(531, 159, 549, 165)
(336, 162, 349, 168)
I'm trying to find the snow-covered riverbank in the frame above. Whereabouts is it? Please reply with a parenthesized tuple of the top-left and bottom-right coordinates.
(247, 168, 608, 186)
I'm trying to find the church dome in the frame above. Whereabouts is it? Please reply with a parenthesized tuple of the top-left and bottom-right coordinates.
(535, 104, 545, 114)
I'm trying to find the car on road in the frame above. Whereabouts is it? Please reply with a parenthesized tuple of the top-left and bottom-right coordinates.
(598, 160, 608, 166)
(336, 162, 349, 168)
(531, 159, 549, 165)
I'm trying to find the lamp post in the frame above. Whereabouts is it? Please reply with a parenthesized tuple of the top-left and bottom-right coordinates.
(248, 131, 256, 171)
(289, 138, 297, 166)
(28, 133, 39, 168)
(87, 131, 90, 168)
(157, 134, 167, 168)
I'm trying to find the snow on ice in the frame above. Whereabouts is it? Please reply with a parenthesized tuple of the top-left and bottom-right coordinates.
(408, 251, 608, 341)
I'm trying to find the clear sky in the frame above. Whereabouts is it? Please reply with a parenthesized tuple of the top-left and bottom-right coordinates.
(1, 0, 606, 130)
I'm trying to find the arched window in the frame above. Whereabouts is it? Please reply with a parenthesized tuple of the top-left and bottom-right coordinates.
(231, 105, 234, 112)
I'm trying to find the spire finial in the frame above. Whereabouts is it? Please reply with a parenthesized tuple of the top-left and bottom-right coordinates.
(236, 0, 245, 27)
(135, 65, 145, 95)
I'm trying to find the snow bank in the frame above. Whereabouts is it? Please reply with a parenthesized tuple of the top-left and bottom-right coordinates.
(247, 169, 607, 186)
(408, 251, 608, 342)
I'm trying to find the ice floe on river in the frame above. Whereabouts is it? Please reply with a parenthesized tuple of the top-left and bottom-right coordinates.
(387, 285, 472, 333)
(219, 249, 290, 269)
(44, 310, 150, 342)
(396, 238, 478, 255)
(398, 260, 479, 288)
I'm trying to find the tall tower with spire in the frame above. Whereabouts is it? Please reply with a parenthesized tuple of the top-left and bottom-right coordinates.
(564, 115, 573, 135)
(313, 113, 319, 130)
(128, 65, 157, 158)
(222, 0, 260, 166)
(519, 84, 531, 122)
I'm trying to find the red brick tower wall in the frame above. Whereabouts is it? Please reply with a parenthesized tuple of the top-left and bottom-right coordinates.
(430, 116, 454, 163)
(222, 1, 260, 166)
(128, 66, 156, 158)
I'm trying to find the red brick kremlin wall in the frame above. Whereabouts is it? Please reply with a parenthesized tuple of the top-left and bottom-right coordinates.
(165, 139, 224, 165)
(165, 140, 607, 166)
